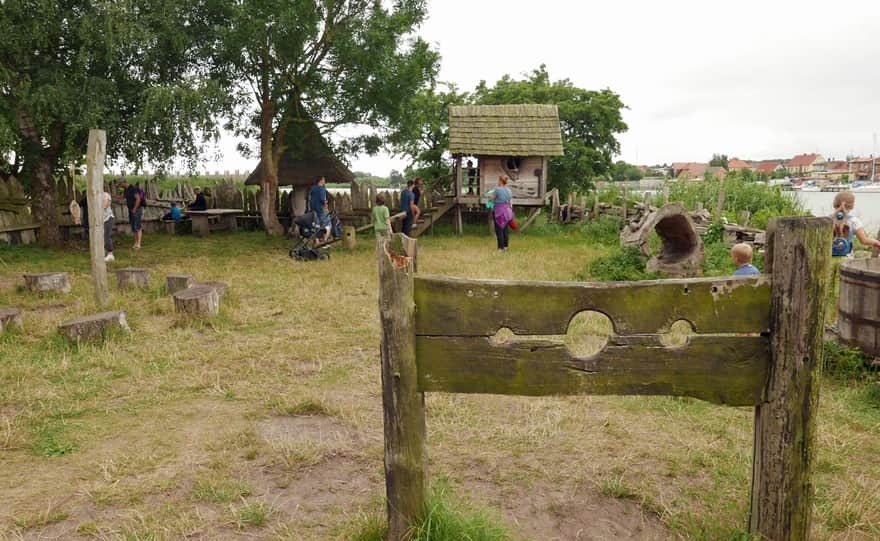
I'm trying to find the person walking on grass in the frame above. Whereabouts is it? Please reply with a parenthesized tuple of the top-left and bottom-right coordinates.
(101, 190, 116, 262)
(120, 179, 144, 249)
(488, 175, 514, 251)
(372, 193, 391, 239)
(400, 180, 419, 236)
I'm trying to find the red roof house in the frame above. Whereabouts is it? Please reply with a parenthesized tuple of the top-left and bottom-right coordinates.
(727, 158, 752, 171)
(785, 154, 826, 175)
(756, 161, 784, 174)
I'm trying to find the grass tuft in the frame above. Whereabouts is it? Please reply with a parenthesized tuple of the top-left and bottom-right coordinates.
(407, 481, 510, 541)
(235, 501, 271, 528)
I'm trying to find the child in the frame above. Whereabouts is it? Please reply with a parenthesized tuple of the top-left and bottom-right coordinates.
(830, 191, 880, 257)
(372, 194, 391, 238)
(162, 202, 182, 221)
(731, 243, 760, 276)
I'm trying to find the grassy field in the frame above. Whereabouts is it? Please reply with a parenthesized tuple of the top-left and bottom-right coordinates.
(1, 225, 878, 540)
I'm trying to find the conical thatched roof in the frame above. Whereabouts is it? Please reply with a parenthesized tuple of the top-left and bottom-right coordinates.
(448, 104, 564, 157)
(245, 118, 354, 187)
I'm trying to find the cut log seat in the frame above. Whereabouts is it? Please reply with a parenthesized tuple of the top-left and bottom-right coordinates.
(116, 268, 150, 290)
(166, 274, 194, 295)
(0, 307, 23, 332)
(191, 281, 228, 297)
(58, 310, 130, 342)
(173, 286, 219, 317)
(23, 272, 71, 294)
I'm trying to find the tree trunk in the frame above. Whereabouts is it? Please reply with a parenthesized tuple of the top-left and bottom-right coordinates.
(258, 104, 285, 237)
(29, 154, 61, 246)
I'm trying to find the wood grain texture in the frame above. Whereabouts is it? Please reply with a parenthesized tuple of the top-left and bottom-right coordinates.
(86, 129, 109, 307)
(414, 274, 771, 336)
(377, 233, 426, 540)
(416, 334, 770, 406)
(749, 216, 832, 540)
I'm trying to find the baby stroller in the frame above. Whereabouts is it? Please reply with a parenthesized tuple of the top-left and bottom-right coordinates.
(290, 210, 342, 261)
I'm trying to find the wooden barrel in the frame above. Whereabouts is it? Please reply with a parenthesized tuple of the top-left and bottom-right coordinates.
(838, 258, 880, 357)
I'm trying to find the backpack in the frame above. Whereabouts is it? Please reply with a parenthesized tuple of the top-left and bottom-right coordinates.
(831, 210, 854, 257)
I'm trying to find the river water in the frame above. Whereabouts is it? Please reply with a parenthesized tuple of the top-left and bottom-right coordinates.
(792, 191, 880, 233)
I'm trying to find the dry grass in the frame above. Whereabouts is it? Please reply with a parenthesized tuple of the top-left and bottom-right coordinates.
(0, 229, 878, 539)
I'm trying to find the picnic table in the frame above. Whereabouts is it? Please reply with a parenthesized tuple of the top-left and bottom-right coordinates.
(186, 209, 243, 237)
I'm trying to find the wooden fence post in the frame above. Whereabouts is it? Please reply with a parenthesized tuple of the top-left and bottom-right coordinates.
(377, 234, 426, 539)
(749, 216, 832, 540)
(86, 129, 109, 307)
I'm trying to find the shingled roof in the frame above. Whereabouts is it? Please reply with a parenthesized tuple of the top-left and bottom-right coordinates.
(448, 104, 564, 157)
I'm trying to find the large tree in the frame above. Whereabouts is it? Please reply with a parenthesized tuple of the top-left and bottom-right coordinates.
(386, 83, 468, 186)
(0, 0, 225, 245)
(473, 66, 628, 194)
(218, 0, 438, 235)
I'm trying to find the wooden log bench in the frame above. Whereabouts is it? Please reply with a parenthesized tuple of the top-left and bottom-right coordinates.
(376, 217, 832, 541)
(166, 274, 194, 295)
(173, 286, 219, 317)
(23, 272, 71, 294)
(116, 268, 150, 290)
(59, 310, 130, 342)
(187, 209, 241, 237)
(0, 308, 23, 332)
(161, 219, 190, 235)
(0, 223, 39, 245)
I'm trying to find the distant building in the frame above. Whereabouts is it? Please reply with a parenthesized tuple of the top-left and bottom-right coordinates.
(706, 166, 727, 180)
(755, 161, 785, 175)
(673, 162, 709, 181)
(824, 160, 850, 181)
(850, 157, 879, 181)
(727, 158, 752, 171)
(785, 154, 826, 176)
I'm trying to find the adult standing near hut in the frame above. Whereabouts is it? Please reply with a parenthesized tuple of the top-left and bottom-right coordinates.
(412, 177, 424, 206)
(309, 176, 328, 223)
(400, 180, 420, 235)
(120, 178, 144, 249)
(488, 175, 514, 251)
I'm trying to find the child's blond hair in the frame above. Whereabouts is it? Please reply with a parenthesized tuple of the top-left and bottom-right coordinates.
(833, 191, 855, 211)
(731, 243, 753, 267)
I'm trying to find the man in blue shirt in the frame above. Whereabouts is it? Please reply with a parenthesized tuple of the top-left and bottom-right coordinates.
(309, 176, 328, 222)
(400, 180, 419, 235)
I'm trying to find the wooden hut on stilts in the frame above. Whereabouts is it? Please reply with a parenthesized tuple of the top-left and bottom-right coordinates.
(448, 104, 564, 233)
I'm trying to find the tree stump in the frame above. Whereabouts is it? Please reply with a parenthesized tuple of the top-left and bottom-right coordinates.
(23, 272, 71, 294)
(343, 226, 356, 250)
(0, 308, 23, 332)
(192, 281, 228, 297)
(116, 268, 150, 290)
(166, 274, 194, 295)
(173, 286, 219, 317)
(58, 310, 130, 343)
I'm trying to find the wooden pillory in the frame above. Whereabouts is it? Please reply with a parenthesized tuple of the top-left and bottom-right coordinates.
(377, 217, 832, 541)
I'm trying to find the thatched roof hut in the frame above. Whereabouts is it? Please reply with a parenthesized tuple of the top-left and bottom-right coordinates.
(448, 104, 564, 157)
(449, 104, 563, 204)
(245, 119, 354, 188)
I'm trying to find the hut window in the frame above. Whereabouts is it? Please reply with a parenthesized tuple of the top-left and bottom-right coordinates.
(505, 157, 521, 172)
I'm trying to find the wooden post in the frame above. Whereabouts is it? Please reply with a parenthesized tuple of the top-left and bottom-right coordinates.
(453, 205, 463, 235)
(592, 193, 599, 220)
(622, 186, 628, 221)
(343, 226, 356, 250)
(714, 177, 726, 221)
(749, 216, 832, 540)
(488, 210, 495, 237)
(86, 129, 109, 307)
(377, 234, 426, 539)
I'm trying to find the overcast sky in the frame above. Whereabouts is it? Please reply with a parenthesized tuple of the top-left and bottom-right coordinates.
(204, 0, 880, 176)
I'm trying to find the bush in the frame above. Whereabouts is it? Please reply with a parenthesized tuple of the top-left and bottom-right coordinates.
(823, 341, 870, 382)
(582, 245, 659, 282)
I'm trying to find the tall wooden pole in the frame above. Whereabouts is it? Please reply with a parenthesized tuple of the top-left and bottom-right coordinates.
(749, 216, 832, 540)
(377, 234, 426, 539)
(86, 129, 109, 307)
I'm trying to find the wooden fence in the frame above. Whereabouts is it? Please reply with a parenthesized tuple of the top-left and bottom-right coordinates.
(377, 216, 832, 540)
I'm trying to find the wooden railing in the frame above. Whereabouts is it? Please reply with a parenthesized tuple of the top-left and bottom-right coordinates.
(377, 217, 832, 540)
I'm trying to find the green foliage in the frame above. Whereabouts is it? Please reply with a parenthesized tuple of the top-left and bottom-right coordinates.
(703, 222, 726, 245)
(609, 160, 643, 182)
(654, 172, 806, 229)
(583, 245, 659, 282)
(473, 65, 628, 195)
(709, 153, 729, 169)
(823, 341, 870, 382)
(386, 83, 468, 186)
(578, 215, 624, 246)
(408, 481, 510, 541)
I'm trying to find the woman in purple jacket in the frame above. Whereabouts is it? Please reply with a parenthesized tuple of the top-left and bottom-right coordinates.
(488, 175, 514, 251)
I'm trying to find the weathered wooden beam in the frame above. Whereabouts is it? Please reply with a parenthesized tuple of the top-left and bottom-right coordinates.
(416, 334, 769, 406)
(377, 234, 426, 539)
(414, 275, 771, 336)
(519, 207, 541, 232)
(86, 129, 109, 306)
(749, 216, 832, 540)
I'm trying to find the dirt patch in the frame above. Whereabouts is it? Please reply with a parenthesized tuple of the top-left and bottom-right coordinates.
(257, 413, 363, 448)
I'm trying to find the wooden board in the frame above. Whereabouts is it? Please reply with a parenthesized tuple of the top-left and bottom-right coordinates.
(415, 275, 771, 336)
(416, 334, 769, 406)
